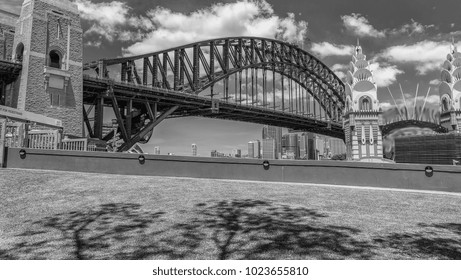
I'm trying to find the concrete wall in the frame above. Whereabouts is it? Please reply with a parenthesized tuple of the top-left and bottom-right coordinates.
(4, 147, 461, 193)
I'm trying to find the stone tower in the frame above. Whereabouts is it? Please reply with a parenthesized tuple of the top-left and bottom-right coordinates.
(343, 42, 384, 161)
(439, 39, 461, 132)
(12, 0, 83, 136)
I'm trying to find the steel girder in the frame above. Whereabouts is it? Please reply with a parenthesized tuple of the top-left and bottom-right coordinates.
(82, 37, 347, 150)
(82, 77, 345, 140)
(84, 37, 345, 122)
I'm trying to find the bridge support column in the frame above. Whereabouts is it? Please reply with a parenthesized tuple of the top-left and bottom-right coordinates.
(118, 105, 178, 152)
(93, 96, 104, 139)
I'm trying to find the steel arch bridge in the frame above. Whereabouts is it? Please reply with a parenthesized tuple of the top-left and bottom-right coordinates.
(83, 37, 346, 151)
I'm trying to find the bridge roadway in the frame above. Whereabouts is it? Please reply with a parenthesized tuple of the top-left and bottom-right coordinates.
(83, 75, 345, 139)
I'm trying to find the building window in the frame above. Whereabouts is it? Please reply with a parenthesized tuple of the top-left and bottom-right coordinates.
(48, 50, 61, 69)
(442, 97, 450, 111)
(57, 22, 61, 39)
(359, 96, 372, 111)
(50, 91, 61, 107)
(15, 43, 24, 62)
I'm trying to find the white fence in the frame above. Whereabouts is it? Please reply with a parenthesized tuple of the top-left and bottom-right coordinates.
(28, 130, 60, 149)
(61, 137, 92, 151)
(1, 122, 96, 152)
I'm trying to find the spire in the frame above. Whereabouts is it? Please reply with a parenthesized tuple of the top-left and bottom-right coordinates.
(450, 36, 458, 53)
(355, 38, 362, 55)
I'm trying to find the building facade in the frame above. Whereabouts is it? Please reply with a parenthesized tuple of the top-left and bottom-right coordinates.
(298, 133, 309, 159)
(282, 133, 299, 159)
(8, 0, 84, 136)
(439, 40, 461, 132)
(262, 125, 282, 159)
(262, 138, 276, 159)
(247, 140, 260, 159)
(191, 143, 197, 156)
(343, 42, 384, 161)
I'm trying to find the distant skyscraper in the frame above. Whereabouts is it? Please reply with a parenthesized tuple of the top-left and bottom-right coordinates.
(248, 141, 254, 158)
(262, 138, 276, 159)
(211, 150, 218, 157)
(248, 140, 260, 158)
(192, 143, 197, 156)
(327, 137, 346, 157)
(282, 133, 299, 159)
(232, 149, 242, 158)
(262, 125, 282, 159)
(154, 146, 160, 155)
(307, 133, 315, 159)
(299, 133, 309, 159)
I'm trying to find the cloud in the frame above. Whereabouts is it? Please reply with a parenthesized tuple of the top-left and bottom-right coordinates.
(341, 14, 431, 38)
(341, 13, 385, 38)
(429, 79, 439, 86)
(369, 62, 404, 87)
(330, 64, 348, 80)
(422, 94, 440, 104)
(75, 0, 143, 42)
(123, 1, 308, 56)
(310, 42, 354, 57)
(380, 101, 393, 110)
(331, 64, 348, 71)
(390, 19, 433, 35)
(379, 40, 452, 75)
(85, 40, 102, 48)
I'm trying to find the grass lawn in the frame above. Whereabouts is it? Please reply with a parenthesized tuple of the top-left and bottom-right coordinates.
(1, 168, 460, 260)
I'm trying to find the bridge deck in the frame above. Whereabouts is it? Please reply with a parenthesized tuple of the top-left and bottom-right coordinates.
(83, 75, 345, 139)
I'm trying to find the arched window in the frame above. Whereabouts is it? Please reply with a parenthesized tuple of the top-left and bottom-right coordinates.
(359, 96, 372, 111)
(48, 50, 61, 69)
(15, 43, 24, 62)
(442, 97, 450, 111)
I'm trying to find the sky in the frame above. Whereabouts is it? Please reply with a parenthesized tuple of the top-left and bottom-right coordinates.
(2, 0, 460, 156)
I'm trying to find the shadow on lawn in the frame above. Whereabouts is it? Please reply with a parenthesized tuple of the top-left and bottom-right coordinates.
(2, 203, 169, 259)
(374, 223, 461, 259)
(171, 199, 375, 259)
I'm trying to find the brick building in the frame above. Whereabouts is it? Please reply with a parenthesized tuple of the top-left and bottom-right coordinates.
(7, 0, 83, 136)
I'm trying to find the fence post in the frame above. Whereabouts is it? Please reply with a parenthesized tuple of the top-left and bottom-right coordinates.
(0, 118, 6, 167)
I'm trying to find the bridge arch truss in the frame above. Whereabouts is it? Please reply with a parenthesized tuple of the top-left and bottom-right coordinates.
(83, 37, 346, 151)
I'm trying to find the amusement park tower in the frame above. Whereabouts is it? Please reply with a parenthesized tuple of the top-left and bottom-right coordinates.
(439, 39, 461, 132)
(343, 41, 384, 161)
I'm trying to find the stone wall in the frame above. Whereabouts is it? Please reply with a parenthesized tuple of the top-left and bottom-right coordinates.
(13, 0, 83, 136)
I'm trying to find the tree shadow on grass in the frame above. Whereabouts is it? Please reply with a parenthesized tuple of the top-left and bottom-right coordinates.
(1, 203, 170, 259)
(171, 199, 375, 259)
(373, 223, 461, 259)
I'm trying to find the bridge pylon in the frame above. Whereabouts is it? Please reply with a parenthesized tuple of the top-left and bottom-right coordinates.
(11, 0, 83, 136)
(343, 42, 384, 162)
(440, 40, 461, 132)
